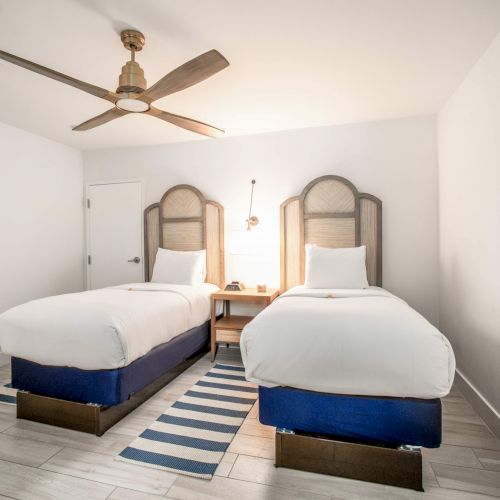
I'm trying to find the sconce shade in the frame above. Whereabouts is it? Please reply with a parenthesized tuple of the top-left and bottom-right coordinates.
(246, 215, 259, 230)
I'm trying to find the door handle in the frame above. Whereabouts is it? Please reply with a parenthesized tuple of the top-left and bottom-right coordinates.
(128, 257, 141, 263)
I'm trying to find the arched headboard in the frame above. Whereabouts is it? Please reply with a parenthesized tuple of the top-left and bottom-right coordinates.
(280, 175, 382, 291)
(144, 184, 225, 288)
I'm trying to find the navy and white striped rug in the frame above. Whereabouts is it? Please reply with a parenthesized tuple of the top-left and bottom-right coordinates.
(116, 363, 257, 479)
(0, 382, 16, 405)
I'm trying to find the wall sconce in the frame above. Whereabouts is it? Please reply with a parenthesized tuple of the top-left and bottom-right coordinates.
(246, 179, 259, 231)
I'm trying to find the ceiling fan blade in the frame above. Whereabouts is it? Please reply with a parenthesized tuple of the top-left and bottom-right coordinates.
(148, 107, 224, 138)
(73, 107, 128, 131)
(143, 50, 229, 102)
(0, 49, 116, 103)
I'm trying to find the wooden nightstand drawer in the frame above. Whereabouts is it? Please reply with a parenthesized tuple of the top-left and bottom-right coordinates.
(216, 330, 241, 343)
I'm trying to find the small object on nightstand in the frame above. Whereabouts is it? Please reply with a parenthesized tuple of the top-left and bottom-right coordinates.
(256, 284, 267, 292)
(224, 281, 245, 291)
(210, 287, 279, 362)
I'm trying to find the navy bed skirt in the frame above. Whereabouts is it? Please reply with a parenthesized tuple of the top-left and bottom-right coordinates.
(259, 385, 442, 448)
(11, 321, 209, 406)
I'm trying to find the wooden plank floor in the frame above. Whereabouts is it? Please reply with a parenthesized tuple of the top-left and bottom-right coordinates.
(0, 349, 499, 499)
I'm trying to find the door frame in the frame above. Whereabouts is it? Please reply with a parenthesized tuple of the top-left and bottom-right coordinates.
(85, 178, 145, 290)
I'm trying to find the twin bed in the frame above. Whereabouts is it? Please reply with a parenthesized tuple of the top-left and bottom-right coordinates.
(0, 184, 224, 434)
(0, 176, 455, 491)
(241, 176, 455, 490)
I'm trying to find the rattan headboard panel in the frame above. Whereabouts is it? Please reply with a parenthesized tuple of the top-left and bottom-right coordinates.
(144, 203, 160, 280)
(280, 175, 382, 291)
(144, 185, 225, 287)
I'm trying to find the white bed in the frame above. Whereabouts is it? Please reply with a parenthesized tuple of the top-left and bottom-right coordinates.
(1, 184, 226, 436)
(244, 176, 451, 487)
(0, 282, 218, 370)
(241, 286, 455, 399)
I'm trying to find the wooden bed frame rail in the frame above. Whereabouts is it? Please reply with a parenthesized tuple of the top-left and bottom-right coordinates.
(276, 430, 423, 491)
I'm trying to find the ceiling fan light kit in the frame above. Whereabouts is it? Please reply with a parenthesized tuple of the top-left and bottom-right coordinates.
(115, 97, 150, 113)
(0, 29, 229, 137)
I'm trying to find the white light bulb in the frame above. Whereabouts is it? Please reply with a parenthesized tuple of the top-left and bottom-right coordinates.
(116, 98, 149, 113)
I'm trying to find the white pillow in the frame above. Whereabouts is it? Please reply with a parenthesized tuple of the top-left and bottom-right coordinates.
(151, 248, 206, 285)
(305, 244, 369, 289)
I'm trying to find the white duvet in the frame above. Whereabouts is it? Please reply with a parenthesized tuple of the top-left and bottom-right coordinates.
(0, 283, 218, 370)
(240, 286, 455, 399)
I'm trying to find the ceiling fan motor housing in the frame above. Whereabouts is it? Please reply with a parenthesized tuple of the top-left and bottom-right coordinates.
(117, 60, 147, 94)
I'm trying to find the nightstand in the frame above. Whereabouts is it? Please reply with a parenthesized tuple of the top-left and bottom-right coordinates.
(210, 288, 279, 362)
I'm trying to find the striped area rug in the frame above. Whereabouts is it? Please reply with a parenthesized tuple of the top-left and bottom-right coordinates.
(0, 382, 16, 405)
(116, 363, 257, 479)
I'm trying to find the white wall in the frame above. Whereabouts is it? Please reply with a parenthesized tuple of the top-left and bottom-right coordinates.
(0, 122, 84, 365)
(438, 33, 500, 417)
(85, 115, 439, 324)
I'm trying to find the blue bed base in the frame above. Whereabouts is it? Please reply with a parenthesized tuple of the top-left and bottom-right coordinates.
(11, 321, 209, 407)
(259, 386, 442, 448)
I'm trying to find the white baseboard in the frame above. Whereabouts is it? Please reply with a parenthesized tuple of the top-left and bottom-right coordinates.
(455, 369, 500, 439)
(0, 354, 10, 367)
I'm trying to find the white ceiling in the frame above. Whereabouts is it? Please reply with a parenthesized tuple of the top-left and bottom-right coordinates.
(0, 0, 500, 150)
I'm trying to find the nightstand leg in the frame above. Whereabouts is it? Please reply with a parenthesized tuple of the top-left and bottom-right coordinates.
(211, 338, 217, 362)
(210, 297, 217, 362)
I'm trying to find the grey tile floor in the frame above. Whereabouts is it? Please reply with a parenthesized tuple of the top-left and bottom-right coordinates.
(0, 348, 499, 499)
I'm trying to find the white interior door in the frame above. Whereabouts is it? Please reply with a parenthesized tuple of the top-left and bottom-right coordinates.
(87, 181, 143, 289)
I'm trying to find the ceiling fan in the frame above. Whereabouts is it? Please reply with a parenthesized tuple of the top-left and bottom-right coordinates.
(0, 30, 229, 137)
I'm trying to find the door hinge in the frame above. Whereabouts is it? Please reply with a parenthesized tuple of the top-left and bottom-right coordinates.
(87, 198, 90, 208)
(88, 255, 91, 265)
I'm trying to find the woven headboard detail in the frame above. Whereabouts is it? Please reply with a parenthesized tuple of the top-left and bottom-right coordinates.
(144, 185, 224, 287)
(280, 175, 382, 291)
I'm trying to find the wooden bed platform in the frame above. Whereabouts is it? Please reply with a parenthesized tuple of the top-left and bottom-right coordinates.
(275, 430, 423, 491)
